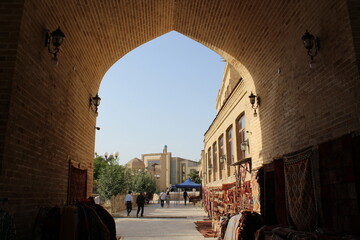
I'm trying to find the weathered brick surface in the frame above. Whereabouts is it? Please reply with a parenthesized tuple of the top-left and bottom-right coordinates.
(0, 0, 24, 175)
(319, 134, 359, 233)
(0, 0, 359, 238)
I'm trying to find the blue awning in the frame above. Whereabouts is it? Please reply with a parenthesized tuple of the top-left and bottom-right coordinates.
(175, 178, 202, 188)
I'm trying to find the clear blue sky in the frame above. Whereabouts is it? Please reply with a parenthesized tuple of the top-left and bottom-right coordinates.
(95, 31, 226, 165)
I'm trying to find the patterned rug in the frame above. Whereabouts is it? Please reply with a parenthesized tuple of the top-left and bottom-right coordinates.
(274, 158, 287, 225)
(194, 220, 217, 238)
(68, 164, 87, 204)
(283, 147, 316, 232)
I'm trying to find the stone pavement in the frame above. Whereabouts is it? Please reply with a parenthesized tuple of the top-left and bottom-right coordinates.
(114, 201, 216, 240)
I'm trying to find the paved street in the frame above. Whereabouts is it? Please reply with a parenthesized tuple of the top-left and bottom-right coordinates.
(114, 201, 216, 240)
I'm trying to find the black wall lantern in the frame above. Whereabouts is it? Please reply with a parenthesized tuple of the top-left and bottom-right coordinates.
(90, 93, 101, 113)
(249, 92, 260, 117)
(301, 30, 320, 61)
(45, 27, 65, 65)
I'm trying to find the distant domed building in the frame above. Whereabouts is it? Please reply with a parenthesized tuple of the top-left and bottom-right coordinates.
(125, 157, 145, 170)
(125, 146, 200, 191)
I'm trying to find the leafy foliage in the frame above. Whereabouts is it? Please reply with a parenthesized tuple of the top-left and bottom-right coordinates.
(94, 154, 158, 199)
(188, 170, 201, 184)
(97, 164, 133, 199)
(133, 170, 158, 194)
(94, 155, 108, 181)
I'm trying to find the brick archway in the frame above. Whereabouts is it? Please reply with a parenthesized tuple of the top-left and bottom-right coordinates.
(1, 0, 360, 237)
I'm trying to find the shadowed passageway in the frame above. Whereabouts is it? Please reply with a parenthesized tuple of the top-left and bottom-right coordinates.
(1, 0, 360, 238)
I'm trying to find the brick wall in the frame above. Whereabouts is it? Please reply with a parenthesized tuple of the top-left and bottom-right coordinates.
(0, 0, 359, 238)
(348, 0, 360, 79)
(180, 0, 360, 161)
(319, 134, 360, 233)
(0, 0, 24, 173)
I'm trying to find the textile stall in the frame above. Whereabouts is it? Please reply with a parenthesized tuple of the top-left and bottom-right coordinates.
(210, 158, 260, 239)
(255, 147, 318, 239)
(283, 147, 317, 232)
(205, 131, 360, 239)
(219, 211, 263, 240)
(256, 132, 360, 239)
(202, 187, 211, 216)
(32, 160, 117, 240)
(233, 157, 253, 211)
(209, 186, 223, 220)
(33, 198, 116, 240)
(223, 182, 237, 213)
(67, 160, 87, 205)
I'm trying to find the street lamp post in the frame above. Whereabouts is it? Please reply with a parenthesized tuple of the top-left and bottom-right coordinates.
(104, 152, 120, 162)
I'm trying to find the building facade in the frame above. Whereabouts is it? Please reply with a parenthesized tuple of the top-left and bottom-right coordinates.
(201, 64, 261, 220)
(125, 146, 200, 191)
(202, 61, 360, 236)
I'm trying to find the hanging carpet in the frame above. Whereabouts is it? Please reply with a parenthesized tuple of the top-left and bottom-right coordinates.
(283, 147, 316, 232)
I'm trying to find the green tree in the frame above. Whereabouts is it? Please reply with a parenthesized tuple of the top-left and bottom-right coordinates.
(133, 170, 158, 194)
(188, 170, 201, 184)
(94, 154, 108, 181)
(97, 165, 133, 199)
(94, 152, 158, 199)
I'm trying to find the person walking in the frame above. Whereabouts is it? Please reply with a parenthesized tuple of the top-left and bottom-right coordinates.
(145, 192, 152, 204)
(183, 191, 188, 205)
(165, 191, 170, 208)
(159, 191, 166, 207)
(125, 191, 133, 216)
(136, 192, 146, 217)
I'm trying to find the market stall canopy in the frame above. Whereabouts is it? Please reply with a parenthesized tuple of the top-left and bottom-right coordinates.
(175, 178, 202, 188)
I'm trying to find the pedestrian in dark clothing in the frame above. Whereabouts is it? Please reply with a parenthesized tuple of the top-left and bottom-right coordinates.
(136, 192, 146, 217)
(159, 191, 166, 207)
(145, 192, 151, 204)
(183, 191, 188, 205)
(166, 191, 170, 208)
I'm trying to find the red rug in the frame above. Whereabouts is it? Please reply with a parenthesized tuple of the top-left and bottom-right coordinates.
(194, 220, 217, 238)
